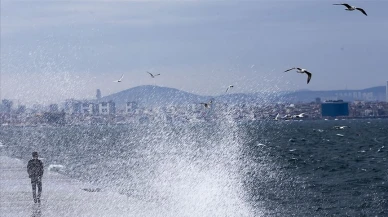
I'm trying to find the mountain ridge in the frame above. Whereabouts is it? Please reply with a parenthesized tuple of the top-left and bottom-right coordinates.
(99, 85, 386, 107)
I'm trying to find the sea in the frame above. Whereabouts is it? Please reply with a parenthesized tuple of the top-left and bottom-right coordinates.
(0, 119, 387, 216)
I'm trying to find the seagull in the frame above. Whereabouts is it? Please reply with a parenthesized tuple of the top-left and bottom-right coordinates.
(333, 3, 367, 16)
(147, 71, 161, 78)
(113, 74, 124, 82)
(225, 85, 234, 93)
(292, 113, 307, 119)
(200, 100, 213, 108)
(284, 67, 312, 84)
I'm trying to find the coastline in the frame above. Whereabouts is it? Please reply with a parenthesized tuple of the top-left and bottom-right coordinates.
(1, 116, 388, 128)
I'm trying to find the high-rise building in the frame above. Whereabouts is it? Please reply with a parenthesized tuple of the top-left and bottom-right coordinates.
(386, 81, 388, 102)
(98, 101, 116, 115)
(81, 102, 93, 114)
(96, 89, 102, 100)
(126, 102, 138, 113)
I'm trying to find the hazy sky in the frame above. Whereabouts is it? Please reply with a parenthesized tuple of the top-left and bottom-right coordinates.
(1, 0, 388, 105)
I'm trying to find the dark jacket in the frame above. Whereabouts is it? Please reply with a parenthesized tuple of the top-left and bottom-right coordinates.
(27, 159, 44, 178)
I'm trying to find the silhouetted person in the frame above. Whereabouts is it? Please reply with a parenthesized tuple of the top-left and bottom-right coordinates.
(27, 152, 44, 203)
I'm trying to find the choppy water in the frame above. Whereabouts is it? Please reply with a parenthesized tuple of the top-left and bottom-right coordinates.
(1, 119, 387, 216)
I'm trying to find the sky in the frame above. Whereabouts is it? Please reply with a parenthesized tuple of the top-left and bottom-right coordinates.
(1, 0, 388, 105)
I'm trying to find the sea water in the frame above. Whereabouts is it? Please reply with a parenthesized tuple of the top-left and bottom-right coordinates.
(0, 119, 387, 216)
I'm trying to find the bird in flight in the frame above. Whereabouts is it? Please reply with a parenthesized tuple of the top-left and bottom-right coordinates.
(200, 100, 213, 109)
(113, 74, 124, 82)
(147, 71, 161, 78)
(284, 67, 312, 84)
(225, 85, 234, 93)
(333, 3, 367, 16)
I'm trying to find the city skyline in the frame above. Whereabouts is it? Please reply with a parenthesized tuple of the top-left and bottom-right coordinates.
(1, 0, 388, 105)
(1, 84, 386, 108)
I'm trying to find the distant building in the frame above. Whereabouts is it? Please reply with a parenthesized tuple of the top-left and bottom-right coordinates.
(321, 100, 349, 117)
(1, 99, 13, 113)
(43, 112, 66, 125)
(64, 99, 81, 114)
(32, 104, 44, 113)
(386, 81, 388, 102)
(81, 102, 93, 114)
(126, 102, 138, 113)
(187, 103, 201, 111)
(315, 97, 321, 104)
(16, 105, 26, 114)
(49, 104, 59, 113)
(96, 89, 102, 101)
(98, 101, 116, 115)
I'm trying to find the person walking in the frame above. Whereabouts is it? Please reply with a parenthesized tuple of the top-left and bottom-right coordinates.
(27, 152, 44, 203)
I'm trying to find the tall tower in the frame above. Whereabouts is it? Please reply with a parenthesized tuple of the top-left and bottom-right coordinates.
(96, 89, 102, 101)
(386, 81, 388, 102)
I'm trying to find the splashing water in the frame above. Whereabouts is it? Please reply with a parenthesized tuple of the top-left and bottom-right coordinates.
(1, 117, 271, 216)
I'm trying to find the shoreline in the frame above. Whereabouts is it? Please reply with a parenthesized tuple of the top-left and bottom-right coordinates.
(0, 116, 388, 128)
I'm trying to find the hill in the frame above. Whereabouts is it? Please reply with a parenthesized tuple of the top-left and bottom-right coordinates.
(99, 85, 387, 107)
(100, 85, 287, 107)
(282, 86, 386, 102)
(100, 85, 210, 107)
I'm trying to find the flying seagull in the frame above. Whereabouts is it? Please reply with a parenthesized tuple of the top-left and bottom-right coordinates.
(200, 100, 213, 109)
(284, 67, 312, 84)
(225, 85, 234, 93)
(275, 113, 280, 121)
(333, 3, 367, 16)
(113, 74, 124, 83)
(147, 71, 161, 78)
